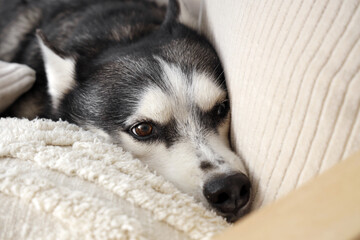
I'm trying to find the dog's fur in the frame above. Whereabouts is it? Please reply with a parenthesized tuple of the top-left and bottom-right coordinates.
(0, 0, 251, 221)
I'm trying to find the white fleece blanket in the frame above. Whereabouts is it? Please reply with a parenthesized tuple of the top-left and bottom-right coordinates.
(0, 118, 228, 240)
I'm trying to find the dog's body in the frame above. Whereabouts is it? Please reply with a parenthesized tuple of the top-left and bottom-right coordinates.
(0, 0, 168, 118)
(0, 0, 251, 221)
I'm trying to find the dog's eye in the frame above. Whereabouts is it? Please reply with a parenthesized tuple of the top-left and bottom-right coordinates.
(216, 101, 229, 117)
(131, 123, 153, 137)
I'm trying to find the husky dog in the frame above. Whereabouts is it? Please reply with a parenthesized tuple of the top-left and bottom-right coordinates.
(0, 0, 251, 222)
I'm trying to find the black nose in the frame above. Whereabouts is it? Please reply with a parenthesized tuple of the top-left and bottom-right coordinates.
(203, 173, 251, 219)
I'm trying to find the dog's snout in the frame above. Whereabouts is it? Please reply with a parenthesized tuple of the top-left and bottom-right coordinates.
(203, 173, 251, 221)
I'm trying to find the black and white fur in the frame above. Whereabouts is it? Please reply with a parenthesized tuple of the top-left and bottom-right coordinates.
(0, 0, 251, 222)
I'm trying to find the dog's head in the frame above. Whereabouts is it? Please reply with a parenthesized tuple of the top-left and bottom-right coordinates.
(37, 0, 251, 222)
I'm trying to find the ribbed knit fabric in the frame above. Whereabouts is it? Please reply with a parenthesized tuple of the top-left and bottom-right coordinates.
(0, 61, 35, 113)
(200, 0, 360, 209)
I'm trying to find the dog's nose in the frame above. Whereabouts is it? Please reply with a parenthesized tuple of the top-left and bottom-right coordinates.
(203, 173, 251, 220)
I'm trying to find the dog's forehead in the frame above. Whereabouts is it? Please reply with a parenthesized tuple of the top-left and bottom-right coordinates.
(127, 58, 226, 125)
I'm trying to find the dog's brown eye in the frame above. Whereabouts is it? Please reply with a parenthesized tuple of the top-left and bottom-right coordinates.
(132, 123, 153, 137)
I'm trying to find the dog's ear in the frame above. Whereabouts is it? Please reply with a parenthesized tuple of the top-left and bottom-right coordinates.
(162, 0, 198, 30)
(36, 29, 76, 110)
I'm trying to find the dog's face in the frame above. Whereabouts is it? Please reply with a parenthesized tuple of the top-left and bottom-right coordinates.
(37, 0, 251, 222)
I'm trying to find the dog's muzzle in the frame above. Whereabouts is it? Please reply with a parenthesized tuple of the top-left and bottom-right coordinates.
(203, 173, 251, 222)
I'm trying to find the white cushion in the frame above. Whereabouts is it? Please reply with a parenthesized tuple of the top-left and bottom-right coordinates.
(0, 61, 35, 113)
(200, 0, 360, 208)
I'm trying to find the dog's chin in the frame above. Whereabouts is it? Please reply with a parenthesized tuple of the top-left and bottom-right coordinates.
(217, 198, 252, 223)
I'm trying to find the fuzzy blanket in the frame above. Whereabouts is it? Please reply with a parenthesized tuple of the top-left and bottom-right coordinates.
(0, 117, 228, 240)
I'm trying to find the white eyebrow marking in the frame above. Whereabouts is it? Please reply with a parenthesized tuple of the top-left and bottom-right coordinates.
(126, 58, 226, 126)
(157, 57, 226, 112)
(127, 87, 173, 125)
(192, 72, 226, 112)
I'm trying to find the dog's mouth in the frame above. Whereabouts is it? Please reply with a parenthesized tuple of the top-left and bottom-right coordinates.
(203, 173, 252, 223)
